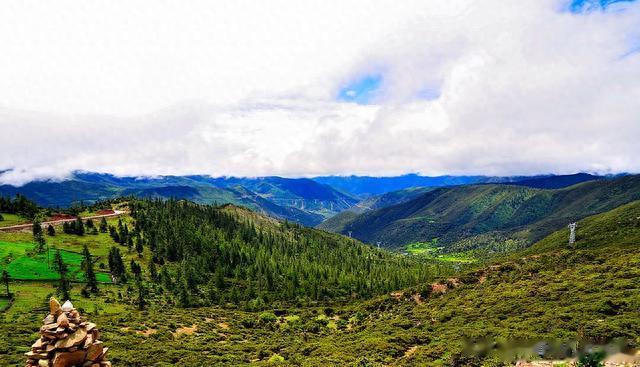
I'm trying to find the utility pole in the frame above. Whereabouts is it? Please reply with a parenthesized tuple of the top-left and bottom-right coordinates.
(568, 222, 577, 248)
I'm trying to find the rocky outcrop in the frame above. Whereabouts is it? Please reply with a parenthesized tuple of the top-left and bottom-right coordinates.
(25, 298, 110, 367)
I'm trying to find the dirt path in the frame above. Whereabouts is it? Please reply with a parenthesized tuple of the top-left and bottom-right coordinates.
(0, 210, 126, 232)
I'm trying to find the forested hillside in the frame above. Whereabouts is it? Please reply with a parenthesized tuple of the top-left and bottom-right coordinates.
(317, 187, 436, 233)
(332, 174, 640, 250)
(205, 176, 358, 213)
(129, 199, 444, 306)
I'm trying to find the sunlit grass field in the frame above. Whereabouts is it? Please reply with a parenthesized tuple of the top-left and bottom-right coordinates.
(0, 241, 111, 282)
(0, 213, 28, 227)
(0, 216, 131, 258)
(0, 216, 131, 285)
(405, 240, 475, 263)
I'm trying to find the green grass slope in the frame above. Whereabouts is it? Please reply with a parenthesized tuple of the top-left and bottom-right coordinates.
(525, 199, 640, 254)
(301, 200, 640, 365)
(0, 241, 111, 282)
(0, 213, 28, 227)
(339, 175, 640, 249)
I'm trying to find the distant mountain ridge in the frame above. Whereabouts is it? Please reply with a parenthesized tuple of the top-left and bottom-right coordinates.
(312, 174, 496, 197)
(500, 172, 603, 189)
(0, 173, 351, 226)
(312, 172, 605, 197)
(317, 173, 606, 233)
(0, 171, 608, 227)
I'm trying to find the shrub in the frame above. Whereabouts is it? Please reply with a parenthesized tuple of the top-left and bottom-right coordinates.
(259, 312, 277, 324)
(577, 351, 605, 367)
(240, 317, 256, 328)
(268, 353, 285, 364)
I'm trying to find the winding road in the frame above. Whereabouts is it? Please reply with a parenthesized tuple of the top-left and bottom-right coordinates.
(0, 210, 126, 232)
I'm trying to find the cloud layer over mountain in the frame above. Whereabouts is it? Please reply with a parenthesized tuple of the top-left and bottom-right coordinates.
(1, 0, 639, 185)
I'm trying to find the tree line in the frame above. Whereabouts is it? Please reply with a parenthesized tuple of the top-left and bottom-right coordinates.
(0, 195, 39, 218)
(125, 199, 447, 308)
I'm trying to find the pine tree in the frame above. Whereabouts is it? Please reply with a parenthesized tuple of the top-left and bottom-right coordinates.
(47, 224, 55, 236)
(35, 232, 46, 253)
(176, 274, 191, 308)
(82, 245, 98, 293)
(1, 270, 10, 296)
(147, 259, 158, 282)
(75, 218, 85, 236)
(108, 247, 127, 283)
(160, 267, 173, 291)
(33, 218, 46, 252)
(215, 267, 226, 290)
(32, 218, 43, 238)
(135, 237, 144, 257)
(135, 279, 146, 310)
(99, 217, 108, 233)
(130, 260, 142, 281)
(53, 249, 71, 300)
(206, 277, 218, 304)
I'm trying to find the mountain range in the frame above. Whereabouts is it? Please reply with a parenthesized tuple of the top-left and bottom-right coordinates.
(320, 174, 640, 253)
(0, 171, 605, 228)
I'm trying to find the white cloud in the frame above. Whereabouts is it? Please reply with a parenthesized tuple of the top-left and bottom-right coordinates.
(0, 0, 639, 185)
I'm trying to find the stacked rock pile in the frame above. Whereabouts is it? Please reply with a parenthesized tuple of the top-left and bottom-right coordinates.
(25, 298, 111, 367)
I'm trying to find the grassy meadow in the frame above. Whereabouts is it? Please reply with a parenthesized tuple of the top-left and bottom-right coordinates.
(0, 223, 121, 283)
(0, 213, 28, 227)
(405, 240, 476, 263)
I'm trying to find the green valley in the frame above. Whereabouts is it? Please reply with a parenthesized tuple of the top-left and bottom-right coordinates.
(327, 175, 640, 252)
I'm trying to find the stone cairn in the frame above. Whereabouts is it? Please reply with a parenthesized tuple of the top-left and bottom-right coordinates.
(25, 298, 111, 367)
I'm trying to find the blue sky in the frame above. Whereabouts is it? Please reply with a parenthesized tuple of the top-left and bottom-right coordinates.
(569, 0, 636, 12)
(337, 75, 383, 104)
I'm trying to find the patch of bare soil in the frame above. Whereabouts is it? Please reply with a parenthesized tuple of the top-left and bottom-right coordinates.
(514, 352, 640, 367)
(404, 346, 418, 358)
(173, 324, 198, 336)
(136, 328, 157, 337)
(431, 283, 448, 294)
